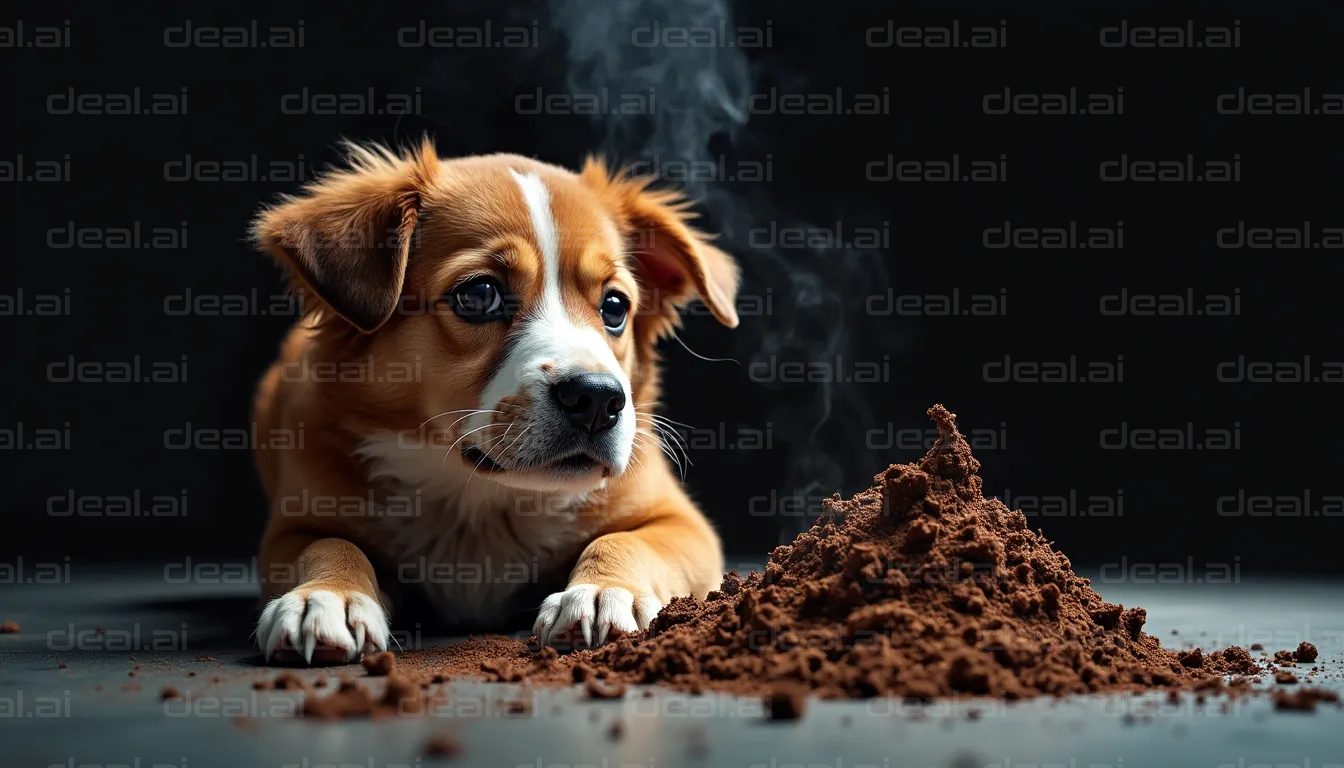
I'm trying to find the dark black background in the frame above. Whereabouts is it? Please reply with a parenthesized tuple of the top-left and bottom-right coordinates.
(6, 1, 1343, 576)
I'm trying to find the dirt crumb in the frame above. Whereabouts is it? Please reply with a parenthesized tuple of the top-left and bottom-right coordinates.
(585, 678, 627, 700)
(382, 675, 424, 713)
(273, 671, 308, 690)
(1273, 688, 1341, 712)
(504, 698, 532, 716)
(425, 732, 463, 758)
(766, 684, 807, 721)
(297, 672, 439, 721)
(362, 652, 397, 676)
(0, 621, 20, 633)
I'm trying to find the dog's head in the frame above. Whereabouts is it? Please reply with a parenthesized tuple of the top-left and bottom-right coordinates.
(252, 140, 738, 494)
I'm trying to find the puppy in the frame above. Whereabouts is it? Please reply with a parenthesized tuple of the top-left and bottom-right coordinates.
(249, 140, 737, 664)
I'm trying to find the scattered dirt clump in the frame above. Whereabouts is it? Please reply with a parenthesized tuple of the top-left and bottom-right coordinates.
(0, 621, 19, 633)
(301, 677, 429, 720)
(1273, 688, 1340, 712)
(1295, 643, 1319, 663)
(1204, 646, 1260, 676)
(273, 671, 309, 690)
(381, 675, 424, 713)
(425, 733, 464, 758)
(504, 698, 531, 716)
(362, 651, 397, 676)
(585, 678, 627, 700)
(766, 684, 808, 720)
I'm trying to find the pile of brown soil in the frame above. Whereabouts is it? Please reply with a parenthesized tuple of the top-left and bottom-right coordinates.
(296, 405, 1339, 713)
(444, 406, 1263, 699)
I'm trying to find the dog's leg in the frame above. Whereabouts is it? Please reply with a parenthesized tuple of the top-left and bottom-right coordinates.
(255, 535, 391, 665)
(533, 510, 722, 647)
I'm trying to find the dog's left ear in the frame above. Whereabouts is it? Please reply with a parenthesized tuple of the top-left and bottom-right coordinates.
(581, 158, 740, 330)
(251, 139, 439, 333)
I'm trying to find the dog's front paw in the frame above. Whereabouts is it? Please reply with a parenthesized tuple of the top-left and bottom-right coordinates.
(256, 587, 389, 665)
(533, 583, 662, 648)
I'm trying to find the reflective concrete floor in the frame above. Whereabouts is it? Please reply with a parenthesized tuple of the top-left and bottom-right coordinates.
(2, 564, 1341, 768)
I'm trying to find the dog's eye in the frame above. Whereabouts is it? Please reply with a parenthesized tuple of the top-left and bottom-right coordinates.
(450, 278, 507, 323)
(600, 290, 629, 334)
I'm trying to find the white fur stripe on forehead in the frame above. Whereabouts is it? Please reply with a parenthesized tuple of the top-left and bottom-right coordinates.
(454, 167, 636, 483)
(509, 170, 561, 294)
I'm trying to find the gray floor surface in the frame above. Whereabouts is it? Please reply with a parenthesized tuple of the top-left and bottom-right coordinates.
(2, 563, 1342, 768)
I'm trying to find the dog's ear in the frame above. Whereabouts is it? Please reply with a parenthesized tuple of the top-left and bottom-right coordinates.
(580, 157, 740, 333)
(251, 139, 439, 333)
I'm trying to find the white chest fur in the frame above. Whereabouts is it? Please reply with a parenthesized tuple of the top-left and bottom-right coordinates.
(354, 433, 592, 624)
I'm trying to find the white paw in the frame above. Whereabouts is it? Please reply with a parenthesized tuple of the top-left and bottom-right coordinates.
(256, 589, 389, 665)
(532, 584, 662, 648)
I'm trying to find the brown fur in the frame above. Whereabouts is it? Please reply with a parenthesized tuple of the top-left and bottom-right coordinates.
(249, 140, 736, 656)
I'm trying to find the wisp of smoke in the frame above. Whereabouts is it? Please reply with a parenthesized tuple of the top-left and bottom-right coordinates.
(412, 0, 905, 539)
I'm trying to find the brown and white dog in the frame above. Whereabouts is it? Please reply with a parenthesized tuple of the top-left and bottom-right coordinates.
(248, 140, 736, 664)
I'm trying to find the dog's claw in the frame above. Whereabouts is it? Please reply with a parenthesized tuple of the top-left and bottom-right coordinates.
(353, 623, 367, 655)
(534, 584, 657, 649)
(256, 589, 390, 666)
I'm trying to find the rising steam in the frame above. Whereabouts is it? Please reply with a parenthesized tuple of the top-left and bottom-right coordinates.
(411, 0, 904, 540)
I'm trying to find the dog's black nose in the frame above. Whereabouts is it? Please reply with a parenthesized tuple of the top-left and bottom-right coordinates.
(552, 373, 626, 434)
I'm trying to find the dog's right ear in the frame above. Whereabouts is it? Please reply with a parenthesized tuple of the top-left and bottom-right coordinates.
(251, 139, 439, 333)
(579, 157, 741, 337)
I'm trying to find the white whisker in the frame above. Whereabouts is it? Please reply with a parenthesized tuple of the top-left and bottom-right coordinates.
(649, 421, 692, 462)
(667, 331, 739, 366)
(465, 423, 516, 493)
(496, 424, 531, 464)
(418, 409, 502, 430)
(441, 422, 507, 470)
